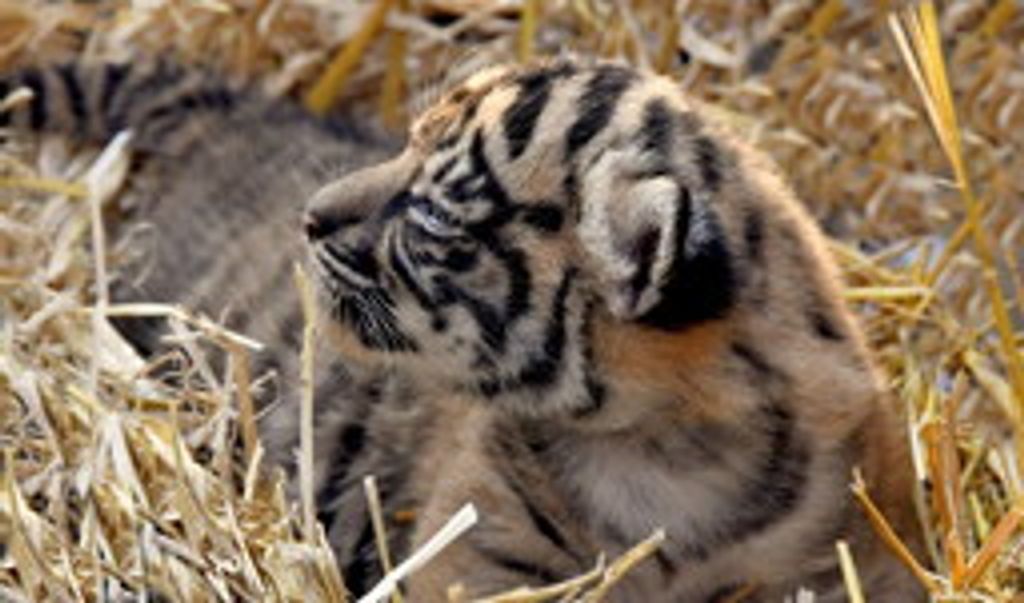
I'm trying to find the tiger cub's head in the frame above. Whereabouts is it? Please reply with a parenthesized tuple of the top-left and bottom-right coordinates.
(304, 58, 753, 417)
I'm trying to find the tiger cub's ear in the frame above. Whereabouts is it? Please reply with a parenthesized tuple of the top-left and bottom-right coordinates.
(577, 147, 735, 330)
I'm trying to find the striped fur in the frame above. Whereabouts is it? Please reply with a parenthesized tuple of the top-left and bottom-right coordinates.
(304, 58, 924, 601)
(0, 61, 250, 154)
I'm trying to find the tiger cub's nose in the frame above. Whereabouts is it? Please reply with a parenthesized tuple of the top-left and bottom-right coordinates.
(303, 209, 333, 240)
(303, 208, 362, 241)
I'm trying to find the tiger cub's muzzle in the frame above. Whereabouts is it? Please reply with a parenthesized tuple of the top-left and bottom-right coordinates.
(303, 155, 414, 286)
(302, 154, 423, 353)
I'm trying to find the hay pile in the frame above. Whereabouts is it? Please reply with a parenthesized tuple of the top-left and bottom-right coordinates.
(0, 0, 1022, 600)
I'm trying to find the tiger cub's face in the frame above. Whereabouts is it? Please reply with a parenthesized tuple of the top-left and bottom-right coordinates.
(305, 59, 741, 416)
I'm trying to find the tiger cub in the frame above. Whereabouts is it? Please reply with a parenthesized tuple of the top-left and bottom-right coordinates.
(303, 58, 923, 601)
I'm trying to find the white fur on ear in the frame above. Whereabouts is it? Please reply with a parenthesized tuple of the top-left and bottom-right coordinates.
(577, 147, 683, 320)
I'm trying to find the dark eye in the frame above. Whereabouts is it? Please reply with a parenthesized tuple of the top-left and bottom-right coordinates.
(409, 199, 460, 238)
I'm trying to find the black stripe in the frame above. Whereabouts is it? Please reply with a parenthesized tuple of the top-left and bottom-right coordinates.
(142, 85, 235, 126)
(653, 550, 677, 576)
(810, 307, 844, 341)
(579, 369, 606, 416)
(433, 91, 484, 152)
(518, 203, 564, 234)
(730, 341, 779, 381)
(324, 241, 380, 281)
(694, 135, 723, 192)
(640, 97, 674, 157)
(434, 132, 462, 151)
(474, 545, 562, 584)
(387, 222, 460, 335)
(141, 92, 198, 128)
(431, 156, 459, 184)
(503, 71, 552, 159)
(434, 237, 531, 357)
(478, 268, 574, 397)
(469, 128, 510, 206)
(638, 190, 736, 330)
(574, 300, 606, 417)
(628, 226, 660, 303)
(713, 401, 809, 547)
(20, 69, 47, 129)
(55, 64, 87, 132)
(320, 243, 375, 285)
(506, 478, 573, 555)
(562, 171, 581, 217)
(314, 423, 368, 518)
(447, 85, 472, 103)
(437, 246, 478, 273)
(775, 226, 846, 342)
(458, 92, 483, 131)
(438, 275, 507, 352)
(108, 60, 179, 135)
(388, 232, 439, 311)
(98, 62, 132, 135)
(0, 78, 9, 127)
(502, 63, 574, 160)
(341, 519, 379, 596)
(313, 402, 371, 529)
(497, 245, 531, 327)
(565, 65, 635, 157)
(515, 267, 573, 389)
(340, 423, 368, 458)
(744, 207, 764, 262)
(445, 131, 497, 205)
(318, 248, 362, 291)
(141, 86, 238, 152)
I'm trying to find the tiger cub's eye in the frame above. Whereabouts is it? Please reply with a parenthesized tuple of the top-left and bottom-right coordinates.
(410, 201, 460, 238)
